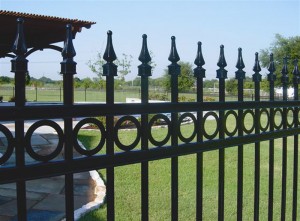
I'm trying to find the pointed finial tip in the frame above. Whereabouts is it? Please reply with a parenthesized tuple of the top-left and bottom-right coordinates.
(107, 30, 113, 35)
(198, 41, 202, 46)
(238, 47, 242, 52)
(220, 45, 224, 49)
(16, 18, 24, 23)
(270, 53, 273, 56)
(142, 34, 147, 39)
(171, 36, 175, 40)
(255, 52, 258, 56)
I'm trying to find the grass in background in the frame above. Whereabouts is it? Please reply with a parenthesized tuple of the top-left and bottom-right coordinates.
(78, 113, 300, 220)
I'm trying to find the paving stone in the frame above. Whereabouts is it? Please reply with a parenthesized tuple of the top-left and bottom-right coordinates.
(74, 195, 95, 210)
(0, 138, 5, 147)
(30, 135, 50, 146)
(73, 172, 91, 180)
(33, 194, 65, 212)
(40, 134, 59, 140)
(73, 184, 96, 198)
(0, 139, 8, 149)
(26, 191, 47, 201)
(11, 209, 65, 221)
(26, 178, 65, 194)
(0, 215, 13, 221)
(0, 195, 13, 205)
(0, 200, 17, 216)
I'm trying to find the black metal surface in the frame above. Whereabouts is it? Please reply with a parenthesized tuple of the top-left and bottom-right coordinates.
(252, 52, 262, 221)
(267, 53, 276, 221)
(280, 57, 289, 221)
(235, 48, 245, 221)
(292, 59, 299, 221)
(1, 18, 299, 221)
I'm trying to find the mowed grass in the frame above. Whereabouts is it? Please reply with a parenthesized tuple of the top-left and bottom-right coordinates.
(78, 113, 300, 221)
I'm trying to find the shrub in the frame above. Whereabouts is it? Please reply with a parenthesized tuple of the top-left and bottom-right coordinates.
(8, 96, 27, 102)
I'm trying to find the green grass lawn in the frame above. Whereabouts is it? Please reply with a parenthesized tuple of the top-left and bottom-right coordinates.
(77, 113, 300, 221)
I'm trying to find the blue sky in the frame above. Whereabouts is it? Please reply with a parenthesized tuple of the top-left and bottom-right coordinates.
(0, 0, 299, 80)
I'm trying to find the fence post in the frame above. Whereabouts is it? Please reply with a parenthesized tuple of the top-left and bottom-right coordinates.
(292, 59, 299, 221)
(138, 34, 152, 221)
(168, 36, 181, 221)
(216, 45, 227, 221)
(280, 57, 289, 221)
(193, 41, 206, 221)
(102, 30, 118, 221)
(235, 48, 245, 220)
(252, 52, 262, 221)
(60, 24, 76, 221)
(11, 18, 28, 221)
(267, 53, 276, 221)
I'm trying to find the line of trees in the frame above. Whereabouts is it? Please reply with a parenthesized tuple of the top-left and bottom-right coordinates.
(1, 34, 298, 94)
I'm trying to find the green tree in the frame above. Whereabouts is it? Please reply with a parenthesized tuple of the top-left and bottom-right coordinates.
(260, 34, 300, 87)
(0, 76, 13, 84)
(88, 52, 105, 80)
(116, 53, 133, 81)
(81, 77, 93, 89)
(88, 53, 133, 82)
(225, 78, 238, 95)
(162, 61, 195, 92)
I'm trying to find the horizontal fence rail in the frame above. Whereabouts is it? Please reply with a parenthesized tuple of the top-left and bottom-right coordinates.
(0, 18, 299, 221)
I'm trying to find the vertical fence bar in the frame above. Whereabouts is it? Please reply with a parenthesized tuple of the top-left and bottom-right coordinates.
(235, 48, 246, 221)
(103, 30, 118, 221)
(216, 45, 227, 221)
(267, 53, 276, 221)
(61, 24, 76, 221)
(138, 34, 152, 221)
(292, 59, 299, 221)
(252, 52, 262, 221)
(168, 36, 180, 221)
(11, 18, 28, 221)
(280, 57, 289, 221)
(194, 42, 206, 221)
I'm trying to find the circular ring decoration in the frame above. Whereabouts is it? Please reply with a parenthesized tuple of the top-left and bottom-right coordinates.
(242, 110, 255, 134)
(73, 118, 106, 156)
(114, 116, 141, 151)
(178, 112, 197, 143)
(224, 110, 238, 137)
(0, 124, 14, 165)
(274, 108, 283, 130)
(259, 108, 270, 132)
(286, 107, 294, 128)
(148, 114, 171, 147)
(297, 108, 300, 125)
(202, 111, 219, 140)
(25, 120, 64, 162)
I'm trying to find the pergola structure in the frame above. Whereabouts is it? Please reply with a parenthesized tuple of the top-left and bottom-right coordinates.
(0, 10, 95, 58)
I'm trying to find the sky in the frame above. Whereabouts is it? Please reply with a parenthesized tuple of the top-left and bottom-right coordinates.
(0, 0, 299, 81)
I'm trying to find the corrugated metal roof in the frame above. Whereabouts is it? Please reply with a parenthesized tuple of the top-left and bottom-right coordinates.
(0, 10, 95, 27)
(0, 10, 96, 57)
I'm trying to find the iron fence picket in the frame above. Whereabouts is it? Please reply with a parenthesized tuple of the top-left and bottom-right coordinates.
(267, 53, 276, 221)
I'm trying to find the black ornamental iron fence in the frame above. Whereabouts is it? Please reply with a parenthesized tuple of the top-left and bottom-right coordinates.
(0, 18, 299, 221)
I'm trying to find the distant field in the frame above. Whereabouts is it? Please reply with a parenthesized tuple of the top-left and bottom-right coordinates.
(0, 86, 259, 103)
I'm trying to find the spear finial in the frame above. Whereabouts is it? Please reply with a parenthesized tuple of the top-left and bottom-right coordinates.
(61, 24, 76, 59)
(235, 48, 245, 80)
(12, 18, 27, 56)
(138, 34, 152, 77)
